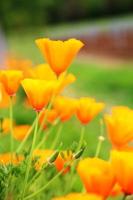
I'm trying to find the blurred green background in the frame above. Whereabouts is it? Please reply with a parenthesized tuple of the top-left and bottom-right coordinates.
(0, 1, 133, 199)
(0, 0, 132, 30)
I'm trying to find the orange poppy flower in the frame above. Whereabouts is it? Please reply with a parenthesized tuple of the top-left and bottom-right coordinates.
(33, 149, 73, 173)
(0, 83, 10, 108)
(29, 63, 57, 80)
(76, 97, 105, 125)
(110, 183, 122, 197)
(5, 56, 32, 78)
(53, 193, 102, 200)
(77, 158, 116, 198)
(39, 109, 58, 129)
(54, 151, 73, 174)
(21, 79, 55, 111)
(0, 153, 23, 165)
(111, 150, 133, 195)
(35, 38, 84, 75)
(2, 118, 14, 134)
(0, 70, 23, 96)
(33, 149, 54, 170)
(13, 125, 31, 141)
(55, 72, 76, 95)
(53, 96, 77, 122)
(104, 106, 133, 149)
(29, 63, 76, 94)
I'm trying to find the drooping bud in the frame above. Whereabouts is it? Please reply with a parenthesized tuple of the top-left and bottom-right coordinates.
(47, 150, 59, 164)
(98, 135, 105, 142)
(74, 147, 85, 159)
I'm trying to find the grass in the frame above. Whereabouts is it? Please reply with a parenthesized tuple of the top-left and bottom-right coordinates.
(70, 60, 133, 106)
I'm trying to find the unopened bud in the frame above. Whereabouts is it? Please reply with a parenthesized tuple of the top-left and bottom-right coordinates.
(53, 119, 60, 126)
(74, 148, 85, 159)
(47, 151, 59, 164)
(98, 135, 105, 141)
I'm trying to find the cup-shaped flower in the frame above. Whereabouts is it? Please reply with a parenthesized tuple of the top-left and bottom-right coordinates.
(21, 79, 55, 111)
(76, 97, 105, 125)
(28, 63, 76, 95)
(111, 150, 133, 195)
(53, 193, 102, 200)
(13, 125, 31, 141)
(5, 56, 32, 78)
(104, 106, 133, 149)
(110, 183, 122, 197)
(0, 70, 23, 96)
(55, 72, 76, 95)
(53, 96, 77, 122)
(29, 63, 57, 80)
(77, 158, 116, 197)
(35, 38, 84, 75)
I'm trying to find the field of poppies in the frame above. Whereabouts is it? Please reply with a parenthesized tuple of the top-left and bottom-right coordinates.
(0, 36, 133, 200)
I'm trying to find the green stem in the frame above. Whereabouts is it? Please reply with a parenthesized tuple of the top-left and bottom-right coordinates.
(16, 121, 35, 153)
(37, 95, 55, 136)
(9, 96, 14, 161)
(65, 161, 77, 193)
(20, 112, 39, 200)
(66, 126, 85, 192)
(122, 194, 127, 200)
(27, 163, 48, 189)
(36, 124, 55, 149)
(24, 168, 64, 200)
(77, 125, 85, 151)
(95, 138, 103, 157)
(51, 123, 63, 149)
(95, 119, 105, 157)
(16, 111, 43, 153)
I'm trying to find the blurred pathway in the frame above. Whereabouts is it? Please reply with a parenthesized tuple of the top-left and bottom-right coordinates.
(50, 17, 133, 60)
(51, 17, 133, 37)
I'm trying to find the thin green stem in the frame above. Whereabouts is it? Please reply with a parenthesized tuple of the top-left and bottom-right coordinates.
(36, 124, 54, 149)
(24, 168, 64, 200)
(27, 163, 48, 188)
(66, 125, 85, 193)
(9, 96, 14, 161)
(16, 111, 43, 153)
(95, 139, 103, 157)
(122, 194, 127, 200)
(51, 123, 63, 149)
(77, 125, 85, 151)
(95, 119, 105, 157)
(65, 161, 77, 193)
(37, 95, 55, 136)
(16, 121, 35, 153)
(20, 112, 39, 200)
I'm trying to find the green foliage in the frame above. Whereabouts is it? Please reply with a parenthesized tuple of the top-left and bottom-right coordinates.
(0, 0, 132, 30)
(0, 164, 10, 199)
